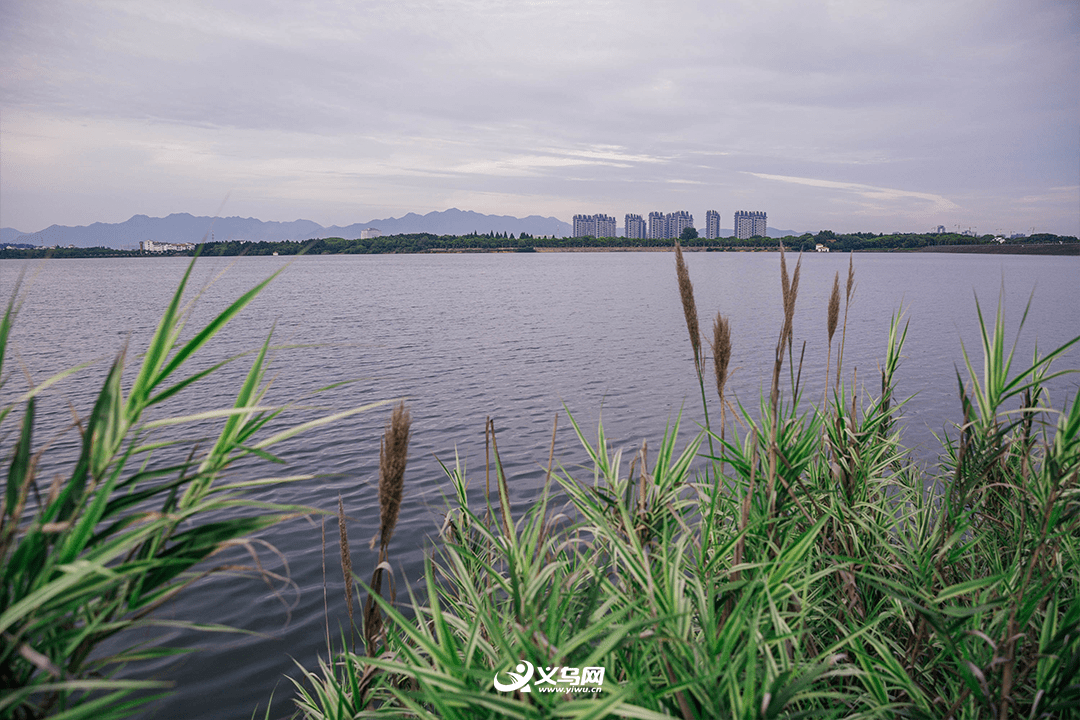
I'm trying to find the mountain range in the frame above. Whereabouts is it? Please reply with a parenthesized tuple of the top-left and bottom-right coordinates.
(2, 210, 800, 249)
(2, 210, 573, 249)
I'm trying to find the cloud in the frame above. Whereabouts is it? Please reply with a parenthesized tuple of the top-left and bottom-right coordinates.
(744, 172, 961, 213)
(1014, 186, 1080, 206)
(1, 0, 1077, 234)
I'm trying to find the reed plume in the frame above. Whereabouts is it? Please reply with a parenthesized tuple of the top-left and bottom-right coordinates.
(771, 245, 802, 411)
(711, 313, 732, 473)
(827, 272, 840, 346)
(825, 271, 840, 401)
(712, 313, 731, 403)
(674, 241, 702, 370)
(372, 401, 411, 558)
(363, 402, 411, 656)
(836, 254, 855, 389)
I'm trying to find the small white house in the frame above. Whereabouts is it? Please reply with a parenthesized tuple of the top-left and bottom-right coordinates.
(815, 243, 830, 253)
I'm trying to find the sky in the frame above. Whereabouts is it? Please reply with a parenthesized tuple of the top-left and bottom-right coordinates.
(2, 0, 1078, 236)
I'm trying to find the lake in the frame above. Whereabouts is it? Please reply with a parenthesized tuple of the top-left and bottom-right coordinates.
(3, 250, 1078, 719)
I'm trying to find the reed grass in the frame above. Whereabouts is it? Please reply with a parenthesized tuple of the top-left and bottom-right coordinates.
(294, 252, 1079, 719)
(0, 256, 391, 720)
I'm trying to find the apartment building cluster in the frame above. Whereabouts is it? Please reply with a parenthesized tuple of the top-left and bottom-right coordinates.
(574, 209, 768, 240)
(733, 211, 767, 240)
(572, 214, 617, 238)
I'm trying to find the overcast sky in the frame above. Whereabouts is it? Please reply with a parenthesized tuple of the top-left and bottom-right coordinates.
(2, 0, 1078, 235)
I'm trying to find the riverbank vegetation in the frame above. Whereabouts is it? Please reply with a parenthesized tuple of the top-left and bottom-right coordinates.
(2, 231, 1077, 259)
(0, 260, 392, 718)
(2, 248, 1076, 718)
(295, 246, 1079, 718)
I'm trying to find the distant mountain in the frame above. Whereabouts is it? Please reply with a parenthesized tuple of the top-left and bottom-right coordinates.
(4, 214, 798, 248)
(768, 228, 802, 238)
(12, 214, 327, 250)
(1, 228, 29, 244)
(8, 210, 573, 249)
(326, 208, 571, 238)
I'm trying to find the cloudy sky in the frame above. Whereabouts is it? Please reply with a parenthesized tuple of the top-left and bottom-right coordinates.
(2, 0, 1078, 235)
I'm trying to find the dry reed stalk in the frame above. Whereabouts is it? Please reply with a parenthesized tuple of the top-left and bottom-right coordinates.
(484, 415, 491, 508)
(674, 241, 716, 470)
(733, 442, 757, 581)
(363, 562, 389, 656)
(724, 441, 757, 629)
(337, 496, 354, 647)
(635, 440, 649, 541)
(488, 418, 513, 540)
(836, 254, 855, 389)
(639, 440, 648, 510)
(674, 242, 702, 371)
(825, 271, 840, 403)
(372, 401, 411, 558)
(768, 245, 801, 523)
(321, 517, 330, 655)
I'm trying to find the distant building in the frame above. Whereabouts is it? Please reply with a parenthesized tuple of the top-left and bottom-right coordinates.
(648, 212, 666, 240)
(573, 214, 616, 238)
(734, 211, 767, 240)
(140, 240, 196, 253)
(360, 228, 381, 239)
(625, 214, 647, 240)
(667, 211, 694, 239)
(705, 210, 722, 240)
(597, 214, 616, 237)
(815, 244, 830, 252)
(935, 225, 946, 234)
(644, 211, 695, 240)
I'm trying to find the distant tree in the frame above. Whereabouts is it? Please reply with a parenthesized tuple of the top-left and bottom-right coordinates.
(680, 227, 699, 240)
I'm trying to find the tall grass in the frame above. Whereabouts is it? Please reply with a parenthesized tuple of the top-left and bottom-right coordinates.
(0, 258, 390, 719)
(294, 249, 1079, 719)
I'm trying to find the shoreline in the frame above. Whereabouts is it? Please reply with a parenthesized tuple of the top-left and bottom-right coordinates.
(3, 242, 1077, 259)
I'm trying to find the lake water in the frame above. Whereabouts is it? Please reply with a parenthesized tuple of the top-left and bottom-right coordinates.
(2, 251, 1078, 719)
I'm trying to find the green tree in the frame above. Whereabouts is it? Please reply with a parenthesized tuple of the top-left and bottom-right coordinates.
(680, 227, 699, 240)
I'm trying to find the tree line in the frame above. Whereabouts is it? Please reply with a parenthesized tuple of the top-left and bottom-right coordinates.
(2, 231, 1076, 259)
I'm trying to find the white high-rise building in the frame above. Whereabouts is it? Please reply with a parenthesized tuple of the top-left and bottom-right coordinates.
(645, 211, 695, 239)
(667, 211, 694, 239)
(573, 214, 616, 238)
(648, 211, 665, 240)
(734, 211, 767, 240)
(705, 210, 721, 239)
(598, 214, 616, 237)
(625, 214, 646, 239)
